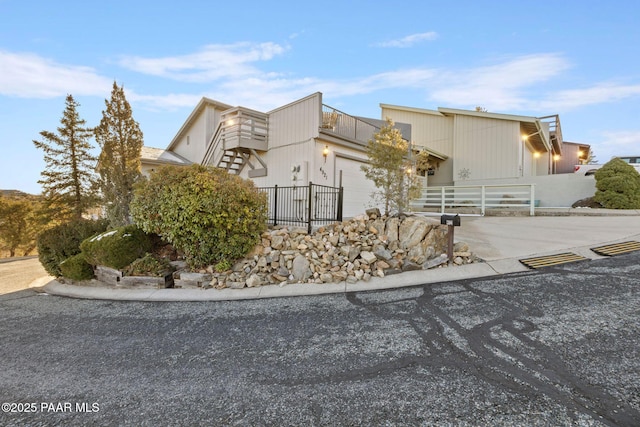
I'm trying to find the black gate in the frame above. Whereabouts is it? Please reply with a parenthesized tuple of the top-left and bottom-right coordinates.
(258, 182, 344, 233)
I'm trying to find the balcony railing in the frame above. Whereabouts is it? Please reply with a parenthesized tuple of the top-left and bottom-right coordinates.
(321, 104, 380, 145)
(220, 107, 268, 152)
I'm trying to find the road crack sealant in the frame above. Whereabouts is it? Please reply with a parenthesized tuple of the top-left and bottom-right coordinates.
(263, 268, 640, 427)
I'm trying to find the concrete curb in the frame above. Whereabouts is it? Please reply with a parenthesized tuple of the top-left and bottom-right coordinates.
(43, 261, 501, 302)
(42, 214, 640, 302)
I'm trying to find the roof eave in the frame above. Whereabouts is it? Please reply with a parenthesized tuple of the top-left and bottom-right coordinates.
(166, 97, 234, 151)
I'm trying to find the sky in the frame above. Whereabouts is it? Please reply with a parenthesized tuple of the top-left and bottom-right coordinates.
(2, 0, 640, 194)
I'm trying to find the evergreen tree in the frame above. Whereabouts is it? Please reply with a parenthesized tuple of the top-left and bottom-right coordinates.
(0, 196, 30, 257)
(95, 82, 144, 227)
(361, 119, 420, 215)
(33, 94, 98, 223)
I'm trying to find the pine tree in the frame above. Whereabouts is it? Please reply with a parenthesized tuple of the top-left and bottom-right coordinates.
(361, 119, 420, 215)
(33, 94, 98, 223)
(95, 82, 144, 227)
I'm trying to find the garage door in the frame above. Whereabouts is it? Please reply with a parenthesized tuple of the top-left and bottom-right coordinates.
(335, 156, 378, 217)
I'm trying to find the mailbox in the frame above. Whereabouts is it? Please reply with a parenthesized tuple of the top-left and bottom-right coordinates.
(440, 214, 461, 226)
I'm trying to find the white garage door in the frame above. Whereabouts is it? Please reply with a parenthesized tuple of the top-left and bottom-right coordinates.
(335, 156, 378, 218)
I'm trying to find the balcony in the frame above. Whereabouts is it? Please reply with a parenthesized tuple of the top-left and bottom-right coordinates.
(539, 114, 563, 155)
(321, 104, 380, 145)
(219, 107, 268, 152)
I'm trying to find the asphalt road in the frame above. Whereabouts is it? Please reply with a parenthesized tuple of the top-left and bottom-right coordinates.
(1, 252, 639, 426)
(0, 257, 52, 295)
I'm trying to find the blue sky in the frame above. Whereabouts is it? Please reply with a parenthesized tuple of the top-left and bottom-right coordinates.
(2, 0, 640, 194)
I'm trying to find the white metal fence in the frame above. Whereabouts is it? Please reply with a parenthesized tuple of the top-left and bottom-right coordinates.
(410, 184, 536, 216)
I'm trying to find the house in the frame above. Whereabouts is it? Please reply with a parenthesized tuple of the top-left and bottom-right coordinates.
(380, 104, 594, 207)
(555, 141, 591, 174)
(142, 92, 413, 218)
(379, 105, 577, 184)
(142, 93, 593, 215)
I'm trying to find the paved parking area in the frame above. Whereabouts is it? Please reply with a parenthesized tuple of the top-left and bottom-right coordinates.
(1, 251, 639, 426)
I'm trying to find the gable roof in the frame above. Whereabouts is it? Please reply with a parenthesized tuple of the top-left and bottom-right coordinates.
(166, 97, 234, 151)
(141, 146, 192, 166)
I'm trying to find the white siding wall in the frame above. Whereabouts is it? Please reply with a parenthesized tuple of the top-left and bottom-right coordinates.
(460, 174, 597, 207)
(205, 106, 223, 146)
(268, 93, 320, 150)
(169, 104, 226, 165)
(172, 111, 208, 163)
(240, 93, 322, 187)
(453, 116, 520, 182)
(239, 141, 315, 187)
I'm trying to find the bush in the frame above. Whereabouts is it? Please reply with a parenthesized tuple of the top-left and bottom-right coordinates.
(130, 165, 268, 268)
(593, 158, 640, 209)
(124, 253, 173, 277)
(59, 253, 94, 281)
(571, 197, 603, 208)
(37, 219, 109, 277)
(80, 225, 154, 270)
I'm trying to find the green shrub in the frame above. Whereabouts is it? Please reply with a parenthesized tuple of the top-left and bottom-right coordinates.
(130, 165, 268, 268)
(59, 253, 94, 281)
(37, 219, 109, 277)
(80, 225, 154, 270)
(124, 253, 173, 277)
(594, 158, 640, 209)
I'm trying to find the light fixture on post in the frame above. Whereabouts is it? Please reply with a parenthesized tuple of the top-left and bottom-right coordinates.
(323, 145, 329, 163)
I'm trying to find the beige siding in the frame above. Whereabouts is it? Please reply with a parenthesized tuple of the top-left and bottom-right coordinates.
(171, 112, 206, 163)
(381, 107, 454, 157)
(382, 105, 454, 185)
(268, 93, 320, 150)
(205, 106, 223, 146)
(453, 116, 520, 182)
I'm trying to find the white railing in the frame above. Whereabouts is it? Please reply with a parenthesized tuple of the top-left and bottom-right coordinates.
(410, 184, 537, 216)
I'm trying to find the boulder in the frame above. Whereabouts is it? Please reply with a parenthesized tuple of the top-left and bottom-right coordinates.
(399, 216, 434, 249)
(292, 254, 312, 282)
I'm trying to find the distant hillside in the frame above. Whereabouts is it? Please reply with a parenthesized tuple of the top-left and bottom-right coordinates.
(0, 189, 38, 199)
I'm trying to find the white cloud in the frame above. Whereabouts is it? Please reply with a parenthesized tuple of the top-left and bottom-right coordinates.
(428, 54, 571, 111)
(126, 91, 205, 111)
(5, 45, 639, 120)
(0, 50, 113, 98)
(118, 42, 288, 83)
(537, 83, 640, 111)
(376, 32, 439, 48)
(596, 130, 640, 160)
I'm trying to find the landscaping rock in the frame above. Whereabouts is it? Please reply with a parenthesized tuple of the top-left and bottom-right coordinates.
(292, 254, 312, 283)
(200, 214, 477, 289)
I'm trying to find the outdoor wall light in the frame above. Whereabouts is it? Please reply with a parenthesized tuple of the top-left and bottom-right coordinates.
(533, 152, 541, 158)
(323, 145, 329, 163)
(553, 154, 561, 161)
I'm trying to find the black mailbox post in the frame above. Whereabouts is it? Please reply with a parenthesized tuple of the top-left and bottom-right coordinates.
(440, 214, 461, 262)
